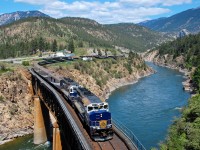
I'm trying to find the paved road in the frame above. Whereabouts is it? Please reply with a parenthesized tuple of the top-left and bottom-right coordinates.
(0, 55, 48, 62)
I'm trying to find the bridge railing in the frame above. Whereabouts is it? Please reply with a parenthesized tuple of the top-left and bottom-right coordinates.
(112, 119, 146, 150)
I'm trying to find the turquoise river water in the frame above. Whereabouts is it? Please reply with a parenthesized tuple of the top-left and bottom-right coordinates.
(0, 62, 190, 150)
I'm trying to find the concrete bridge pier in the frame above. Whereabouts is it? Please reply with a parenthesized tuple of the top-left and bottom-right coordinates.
(53, 123, 62, 150)
(33, 96, 48, 144)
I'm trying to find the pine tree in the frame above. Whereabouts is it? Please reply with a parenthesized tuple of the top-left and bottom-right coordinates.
(52, 39, 57, 52)
(31, 39, 38, 54)
(68, 40, 75, 53)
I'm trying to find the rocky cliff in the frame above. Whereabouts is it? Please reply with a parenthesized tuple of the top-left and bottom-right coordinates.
(143, 50, 185, 69)
(143, 50, 193, 92)
(0, 68, 33, 144)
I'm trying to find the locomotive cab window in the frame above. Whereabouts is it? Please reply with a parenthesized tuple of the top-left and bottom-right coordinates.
(94, 106, 98, 110)
(104, 105, 108, 109)
(88, 106, 93, 112)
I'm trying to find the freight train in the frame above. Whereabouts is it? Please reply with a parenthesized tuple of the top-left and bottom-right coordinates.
(33, 67, 113, 141)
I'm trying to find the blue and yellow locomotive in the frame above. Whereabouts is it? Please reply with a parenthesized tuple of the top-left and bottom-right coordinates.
(62, 80, 113, 141)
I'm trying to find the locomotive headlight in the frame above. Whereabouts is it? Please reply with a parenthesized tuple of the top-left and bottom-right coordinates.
(100, 114, 102, 117)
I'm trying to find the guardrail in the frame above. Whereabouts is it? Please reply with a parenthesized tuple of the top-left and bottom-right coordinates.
(112, 119, 146, 150)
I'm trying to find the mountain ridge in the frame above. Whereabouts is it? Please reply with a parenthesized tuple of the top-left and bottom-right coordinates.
(0, 10, 50, 26)
(138, 6, 200, 35)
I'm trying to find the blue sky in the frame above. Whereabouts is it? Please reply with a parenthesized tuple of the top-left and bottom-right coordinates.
(1, 0, 200, 24)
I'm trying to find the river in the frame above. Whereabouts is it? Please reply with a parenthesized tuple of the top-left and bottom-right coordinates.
(107, 62, 190, 149)
(0, 62, 190, 150)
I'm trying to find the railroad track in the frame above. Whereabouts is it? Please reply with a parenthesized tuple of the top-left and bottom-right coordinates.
(97, 140, 115, 150)
(96, 133, 131, 150)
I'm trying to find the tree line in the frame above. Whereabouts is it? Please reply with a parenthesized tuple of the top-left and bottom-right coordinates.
(0, 37, 76, 59)
(156, 33, 200, 69)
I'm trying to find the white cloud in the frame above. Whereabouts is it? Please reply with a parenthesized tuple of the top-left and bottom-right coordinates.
(40, 9, 64, 18)
(119, 0, 162, 7)
(163, 0, 192, 6)
(14, 0, 190, 24)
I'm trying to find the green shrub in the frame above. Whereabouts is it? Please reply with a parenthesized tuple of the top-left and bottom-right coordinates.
(124, 63, 133, 74)
(0, 64, 12, 74)
(0, 64, 6, 71)
(115, 71, 123, 78)
(96, 79, 102, 87)
(0, 95, 4, 102)
(22, 61, 30, 66)
(74, 62, 80, 70)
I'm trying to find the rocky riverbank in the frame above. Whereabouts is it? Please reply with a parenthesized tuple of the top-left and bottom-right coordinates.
(102, 69, 154, 100)
(143, 50, 194, 93)
(0, 67, 34, 145)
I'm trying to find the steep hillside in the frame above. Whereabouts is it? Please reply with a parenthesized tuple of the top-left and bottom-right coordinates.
(106, 23, 167, 51)
(0, 11, 50, 26)
(0, 17, 74, 58)
(60, 17, 114, 48)
(139, 7, 200, 35)
(0, 16, 169, 59)
(61, 17, 169, 51)
(149, 33, 200, 70)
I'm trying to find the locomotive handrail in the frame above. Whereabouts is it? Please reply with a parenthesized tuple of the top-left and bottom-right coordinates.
(30, 68, 92, 150)
(112, 119, 146, 150)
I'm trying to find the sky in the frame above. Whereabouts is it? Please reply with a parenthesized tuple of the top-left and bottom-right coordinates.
(0, 0, 200, 24)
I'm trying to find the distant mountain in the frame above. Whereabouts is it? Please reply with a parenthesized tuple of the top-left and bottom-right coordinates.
(139, 6, 200, 35)
(0, 17, 170, 58)
(139, 17, 167, 28)
(0, 10, 50, 26)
